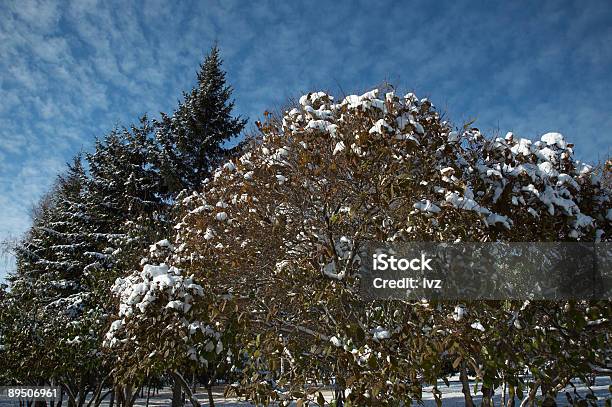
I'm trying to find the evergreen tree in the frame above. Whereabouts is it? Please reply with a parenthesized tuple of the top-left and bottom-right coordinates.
(12, 155, 90, 304)
(154, 46, 246, 195)
(85, 117, 168, 276)
(4, 157, 111, 403)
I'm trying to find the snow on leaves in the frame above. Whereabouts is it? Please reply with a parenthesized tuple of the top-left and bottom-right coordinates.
(152, 86, 610, 405)
(181, 87, 610, 271)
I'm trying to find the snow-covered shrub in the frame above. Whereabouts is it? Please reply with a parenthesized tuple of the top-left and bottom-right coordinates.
(103, 240, 246, 407)
(171, 88, 610, 405)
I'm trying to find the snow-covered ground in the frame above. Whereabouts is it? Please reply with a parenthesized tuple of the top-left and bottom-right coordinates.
(1, 376, 609, 406)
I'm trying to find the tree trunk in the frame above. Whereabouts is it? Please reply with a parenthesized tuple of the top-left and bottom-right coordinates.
(171, 379, 183, 407)
(170, 371, 201, 407)
(126, 385, 143, 407)
(93, 390, 113, 407)
(459, 364, 475, 407)
(334, 387, 345, 407)
(540, 382, 556, 407)
(123, 384, 134, 407)
(114, 385, 125, 407)
(145, 385, 151, 407)
(519, 382, 540, 407)
(60, 383, 76, 407)
(206, 382, 215, 407)
(88, 376, 110, 407)
(432, 384, 442, 407)
(506, 384, 515, 407)
(482, 386, 493, 407)
(76, 376, 86, 407)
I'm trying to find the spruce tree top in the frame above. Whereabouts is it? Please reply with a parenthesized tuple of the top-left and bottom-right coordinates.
(155, 46, 246, 195)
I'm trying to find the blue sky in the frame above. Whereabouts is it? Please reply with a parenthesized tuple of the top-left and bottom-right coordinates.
(1, 0, 611, 279)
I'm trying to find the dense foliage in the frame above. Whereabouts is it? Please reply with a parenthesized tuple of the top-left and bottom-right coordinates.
(160, 89, 611, 405)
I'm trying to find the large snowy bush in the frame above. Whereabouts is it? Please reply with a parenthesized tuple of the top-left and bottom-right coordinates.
(167, 87, 610, 406)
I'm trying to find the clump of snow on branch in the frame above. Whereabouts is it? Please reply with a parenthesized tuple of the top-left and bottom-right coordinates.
(104, 240, 205, 348)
